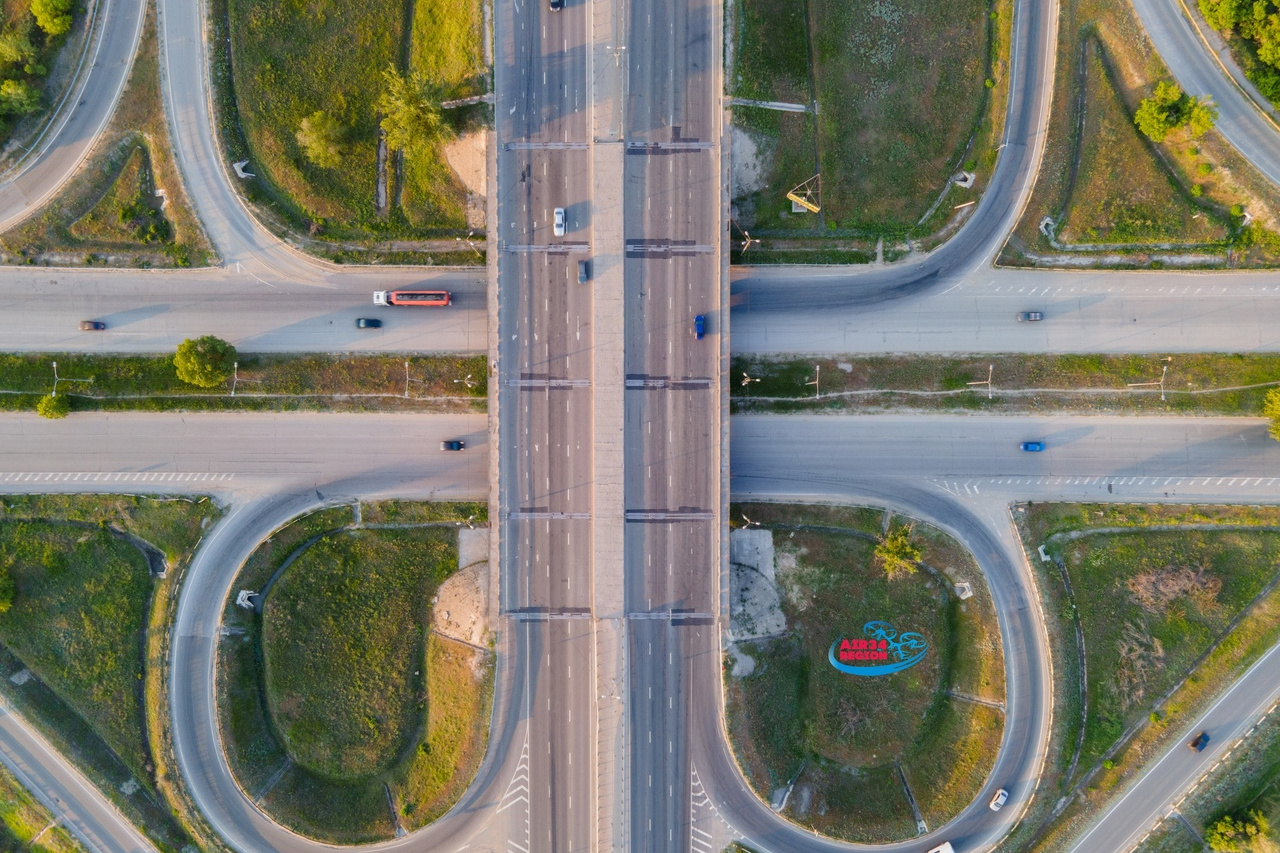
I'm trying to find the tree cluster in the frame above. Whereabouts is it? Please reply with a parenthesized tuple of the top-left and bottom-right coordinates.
(1201, 0, 1280, 102)
(1134, 81, 1219, 143)
(0, 0, 72, 127)
(1206, 809, 1274, 852)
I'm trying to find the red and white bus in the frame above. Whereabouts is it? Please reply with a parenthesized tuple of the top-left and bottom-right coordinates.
(373, 290, 451, 306)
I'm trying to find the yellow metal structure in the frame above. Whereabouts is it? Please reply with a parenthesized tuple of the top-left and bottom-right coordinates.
(787, 174, 821, 212)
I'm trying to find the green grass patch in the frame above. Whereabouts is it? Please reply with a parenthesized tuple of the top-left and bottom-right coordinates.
(0, 495, 219, 853)
(1058, 529, 1280, 770)
(67, 145, 173, 246)
(263, 528, 456, 779)
(223, 0, 481, 245)
(725, 502, 1002, 842)
(0, 352, 487, 415)
(730, 0, 810, 103)
(731, 353, 1280, 415)
(0, 758, 85, 853)
(812, 0, 989, 229)
(219, 503, 492, 843)
(1057, 40, 1227, 246)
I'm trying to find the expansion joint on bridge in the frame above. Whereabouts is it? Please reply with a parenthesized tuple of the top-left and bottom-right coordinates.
(504, 607, 594, 621)
(509, 510, 592, 520)
(624, 375, 714, 390)
(624, 509, 714, 522)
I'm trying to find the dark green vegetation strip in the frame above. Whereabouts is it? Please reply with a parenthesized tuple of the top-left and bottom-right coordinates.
(0, 494, 221, 853)
(219, 502, 492, 843)
(0, 0, 80, 155)
(0, 6, 212, 268)
(731, 353, 1280, 414)
(0, 352, 486, 414)
(724, 503, 1003, 842)
(219, 0, 485, 250)
(1011, 504, 1280, 853)
(0, 758, 84, 853)
(1002, 0, 1280, 267)
(728, 0, 1011, 259)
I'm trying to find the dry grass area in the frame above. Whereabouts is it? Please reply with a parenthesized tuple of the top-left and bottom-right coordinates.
(724, 502, 1003, 842)
(0, 7, 211, 267)
(1001, 0, 1280, 267)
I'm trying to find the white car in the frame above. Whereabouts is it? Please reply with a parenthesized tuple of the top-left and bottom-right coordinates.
(553, 207, 566, 236)
(989, 788, 1009, 811)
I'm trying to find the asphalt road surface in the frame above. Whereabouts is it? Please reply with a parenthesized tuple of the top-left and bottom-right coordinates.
(0, 268, 487, 353)
(732, 267, 1280, 354)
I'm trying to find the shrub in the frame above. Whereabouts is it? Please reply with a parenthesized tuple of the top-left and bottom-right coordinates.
(0, 564, 13, 614)
(295, 110, 345, 169)
(36, 393, 70, 419)
(1206, 810, 1270, 852)
(174, 336, 236, 388)
(1265, 388, 1280, 441)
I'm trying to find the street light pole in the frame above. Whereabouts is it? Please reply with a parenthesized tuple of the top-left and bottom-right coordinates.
(805, 365, 820, 399)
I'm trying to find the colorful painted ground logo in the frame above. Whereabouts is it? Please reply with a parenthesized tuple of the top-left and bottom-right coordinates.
(828, 621, 929, 676)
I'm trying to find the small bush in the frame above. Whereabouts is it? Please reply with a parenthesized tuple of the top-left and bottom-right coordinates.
(35, 394, 70, 419)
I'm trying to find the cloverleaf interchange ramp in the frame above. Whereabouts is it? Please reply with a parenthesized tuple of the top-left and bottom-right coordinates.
(1, 0, 1280, 846)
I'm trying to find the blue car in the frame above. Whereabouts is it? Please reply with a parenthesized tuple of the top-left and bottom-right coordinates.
(1020, 441, 1045, 452)
(695, 314, 706, 339)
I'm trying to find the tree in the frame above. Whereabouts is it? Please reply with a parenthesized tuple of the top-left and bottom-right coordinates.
(1266, 388, 1280, 441)
(173, 336, 236, 388)
(1135, 81, 1185, 143)
(0, 79, 40, 116)
(295, 110, 345, 169)
(875, 523, 922, 578)
(1187, 98, 1219, 137)
(1206, 810, 1272, 852)
(30, 0, 72, 37)
(36, 393, 69, 419)
(377, 66, 451, 157)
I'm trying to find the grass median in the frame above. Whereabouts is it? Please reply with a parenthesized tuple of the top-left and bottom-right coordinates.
(0, 494, 221, 853)
(219, 502, 492, 843)
(732, 353, 1280, 415)
(0, 352, 486, 414)
(724, 502, 1003, 842)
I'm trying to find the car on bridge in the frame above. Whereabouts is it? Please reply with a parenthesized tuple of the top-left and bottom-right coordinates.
(440, 440, 465, 451)
(553, 207, 566, 236)
(1016, 311, 1044, 322)
(355, 318, 382, 329)
(695, 314, 706, 339)
(79, 320, 106, 330)
(1020, 441, 1045, 452)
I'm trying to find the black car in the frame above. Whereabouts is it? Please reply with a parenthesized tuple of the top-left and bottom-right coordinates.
(1189, 731, 1210, 752)
(355, 318, 382, 329)
(549, 0, 563, 9)
(440, 440, 465, 451)
(79, 320, 106, 331)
